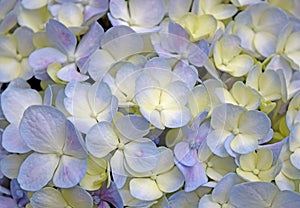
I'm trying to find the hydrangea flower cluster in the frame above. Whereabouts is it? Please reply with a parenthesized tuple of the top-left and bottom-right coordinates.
(1, 0, 300, 207)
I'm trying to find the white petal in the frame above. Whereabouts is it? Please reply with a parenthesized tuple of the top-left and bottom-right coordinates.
(101, 26, 144, 61)
(1, 87, 42, 124)
(67, 117, 96, 134)
(30, 187, 67, 208)
(57, 3, 83, 27)
(290, 149, 300, 170)
(0, 154, 27, 179)
(229, 182, 278, 208)
(124, 138, 160, 172)
(129, 178, 162, 201)
(140, 108, 164, 129)
(53, 155, 87, 188)
(18, 153, 59, 191)
(88, 81, 112, 113)
(13, 26, 34, 56)
(168, 0, 193, 20)
(156, 167, 184, 193)
(21, 0, 47, 9)
(111, 150, 128, 189)
(61, 186, 93, 208)
(109, 0, 130, 21)
(0, 57, 20, 82)
(230, 134, 258, 154)
(86, 122, 118, 158)
(254, 32, 276, 57)
(198, 195, 220, 208)
(206, 129, 232, 157)
(153, 146, 174, 174)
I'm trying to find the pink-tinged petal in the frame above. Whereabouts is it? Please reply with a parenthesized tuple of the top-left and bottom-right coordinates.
(124, 138, 160, 173)
(99, 201, 110, 208)
(175, 159, 208, 192)
(53, 155, 87, 188)
(129, 0, 164, 27)
(56, 63, 89, 82)
(19, 105, 66, 153)
(63, 120, 87, 159)
(2, 124, 30, 153)
(1, 87, 42, 124)
(174, 142, 198, 167)
(18, 153, 60, 191)
(28, 47, 67, 80)
(111, 150, 128, 189)
(75, 21, 103, 61)
(46, 19, 77, 55)
(86, 122, 118, 158)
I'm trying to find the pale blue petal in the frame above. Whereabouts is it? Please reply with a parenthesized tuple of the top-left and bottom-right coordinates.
(2, 124, 30, 153)
(124, 138, 160, 173)
(86, 122, 118, 158)
(56, 63, 89, 82)
(111, 150, 128, 189)
(53, 155, 87, 188)
(18, 153, 59, 191)
(174, 142, 198, 167)
(20, 105, 66, 153)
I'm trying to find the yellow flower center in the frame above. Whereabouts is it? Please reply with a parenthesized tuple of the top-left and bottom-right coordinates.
(117, 142, 125, 150)
(253, 169, 260, 175)
(151, 174, 157, 180)
(207, 161, 213, 168)
(155, 104, 164, 111)
(232, 128, 239, 135)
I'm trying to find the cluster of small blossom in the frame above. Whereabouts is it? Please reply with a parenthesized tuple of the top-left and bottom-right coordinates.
(1, 0, 300, 207)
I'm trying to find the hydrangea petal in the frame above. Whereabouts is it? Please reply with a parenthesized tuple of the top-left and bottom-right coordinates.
(109, 0, 130, 21)
(124, 138, 160, 173)
(111, 149, 128, 189)
(67, 117, 96, 134)
(115, 114, 150, 140)
(168, 0, 193, 20)
(88, 81, 112, 113)
(86, 122, 118, 158)
(153, 147, 174, 174)
(198, 195, 219, 208)
(0, 154, 27, 179)
(63, 120, 87, 159)
(254, 32, 276, 57)
(161, 107, 191, 128)
(2, 124, 30, 153)
(20, 105, 66, 153)
(1, 87, 42, 124)
(290, 149, 300, 170)
(174, 142, 198, 167)
(22, 0, 47, 10)
(53, 155, 87, 188)
(0, 57, 20, 82)
(239, 151, 256, 171)
(129, 0, 165, 27)
(129, 178, 162, 201)
(156, 167, 184, 193)
(206, 129, 232, 157)
(18, 153, 59, 191)
(30, 187, 67, 208)
(56, 63, 89, 82)
(256, 148, 273, 170)
(229, 182, 278, 208)
(230, 134, 258, 154)
(46, 19, 76, 55)
(272, 190, 300, 207)
(57, 3, 84, 27)
(14, 26, 34, 56)
(61, 186, 93, 208)
(28, 47, 67, 80)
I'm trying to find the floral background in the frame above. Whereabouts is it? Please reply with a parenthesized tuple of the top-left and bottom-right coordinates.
(1, 0, 300, 207)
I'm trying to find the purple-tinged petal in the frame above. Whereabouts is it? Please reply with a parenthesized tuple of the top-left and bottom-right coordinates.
(188, 39, 210, 67)
(18, 153, 60, 191)
(99, 181, 124, 208)
(174, 142, 198, 167)
(2, 124, 30, 153)
(28, 47, 67, 80)
(53, 155, 87, 188)
(175, 159, 208, 192)
(0, 196, 17, 208)
(168, 21, 190, 40)
(75, 21, 103, 61)
(63, 120, 87, 159)
(20, 105, 66, 154)
(46, 19, 77, 55)
(10, 179, 29, 207)
(99, 201, 110, 208)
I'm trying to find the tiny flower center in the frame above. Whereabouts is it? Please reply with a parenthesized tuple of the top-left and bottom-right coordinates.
(16, 54, 22, 61)
(253, 169, 260, 175)
(232, 128, 239, 135)
(207, 161, 213, 168)
(151, 174, 157, 180)
(117, 142, 125, 150)
(68, 54, 76, 62)
(155, 104, 164, 111)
